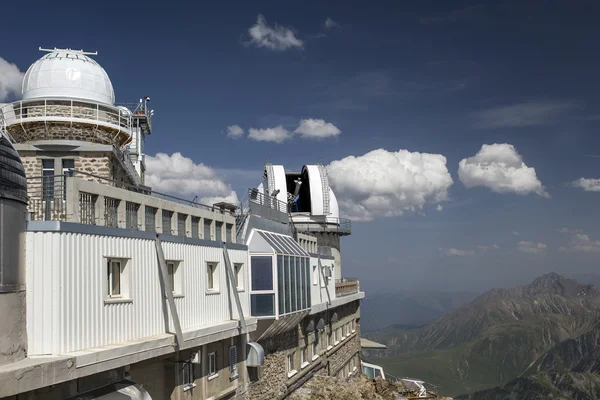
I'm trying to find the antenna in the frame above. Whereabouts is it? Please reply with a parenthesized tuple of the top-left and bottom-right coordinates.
(38, 47, 98, 55)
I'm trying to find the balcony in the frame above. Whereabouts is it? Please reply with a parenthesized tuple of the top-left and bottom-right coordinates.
(335, 279, 360, 297)
(25, 171, 237, 241)
(291, 216, 352, 236)
(0, 99, 132, 147)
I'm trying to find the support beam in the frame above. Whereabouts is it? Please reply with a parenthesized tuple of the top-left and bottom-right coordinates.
(319, 257, 332, 306)
(154, 235, 184, 348)
(222, 243, 247, 333)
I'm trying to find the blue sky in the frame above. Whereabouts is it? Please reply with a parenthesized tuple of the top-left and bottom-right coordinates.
(2, 0, 600, 294)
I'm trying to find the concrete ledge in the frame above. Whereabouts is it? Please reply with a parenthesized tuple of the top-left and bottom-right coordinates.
(309, 291, 364, 315)
(0, 356, 76, 397)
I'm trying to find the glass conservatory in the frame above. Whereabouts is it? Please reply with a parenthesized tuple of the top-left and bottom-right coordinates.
(248, 230, 311, 318)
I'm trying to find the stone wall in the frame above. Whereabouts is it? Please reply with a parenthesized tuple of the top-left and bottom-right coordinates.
(7, 122, 127, 148)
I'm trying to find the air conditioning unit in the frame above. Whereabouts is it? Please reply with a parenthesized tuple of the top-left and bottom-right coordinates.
(190, 351, 201, 364)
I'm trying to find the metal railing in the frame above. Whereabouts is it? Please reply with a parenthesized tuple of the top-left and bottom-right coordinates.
(26, 174, 67, 221)
(335, 279, 360, 297)
(0, 99, 132, 132)
(235, 188, 292, 237)
(294, 217, 352, 235)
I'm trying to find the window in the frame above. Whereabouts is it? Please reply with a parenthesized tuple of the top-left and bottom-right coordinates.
(107, 259, 121, 297)
(251, 256, 273, 291)
(204, 218, 212, 240)
(226, 223, 233, 243)
(251, 294, 275, 316)
(182, 362, 196, 391)
(313, 265, 318, 286)
(62, 159, 74, 199)
(342, 324, 346, 339)
(312, 333, 319, 359)
(287, 351, 296, 376)
(166, 261, 182, 295)
(191, 217, 200, 238)
(327, 330, 333, 349)
(351, 320, 356, 332)
(104, 197, 120, 228)
(301, 346, 308, 367)
(208, 352, 217, 376)
(42, 159, 55, 200)
(215, 221, 223, 242)
(126, 202, 140, 230)
(207, 262, 219, 291)
(145, 206, 157, 232)
(162, 210, 173, 234)
(336, 328, 341, 343)
(106, 258, 130, 300)
(177, 213, 187, 237)
(229, 345, 238, 375)
(234, 263, 243, 290)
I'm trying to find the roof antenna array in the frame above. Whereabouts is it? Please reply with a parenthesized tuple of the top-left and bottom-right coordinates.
(38, 47, 98, 55)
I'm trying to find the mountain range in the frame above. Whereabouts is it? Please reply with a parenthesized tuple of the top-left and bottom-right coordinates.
(364, 273, 600, 397)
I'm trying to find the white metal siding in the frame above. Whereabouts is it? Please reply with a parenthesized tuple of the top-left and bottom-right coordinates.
(309, 256, 335, 307)
(26, 231, 249, 355)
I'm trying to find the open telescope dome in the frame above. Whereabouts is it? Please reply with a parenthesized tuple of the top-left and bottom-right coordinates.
(22, 48, 115, 105)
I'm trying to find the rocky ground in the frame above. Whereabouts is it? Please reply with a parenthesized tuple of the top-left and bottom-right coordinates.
(289, 374, 453, 400)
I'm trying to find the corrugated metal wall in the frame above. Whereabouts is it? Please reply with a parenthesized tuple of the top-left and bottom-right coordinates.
(26, 231, 249, 355)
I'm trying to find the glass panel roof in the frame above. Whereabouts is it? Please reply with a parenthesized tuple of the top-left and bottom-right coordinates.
(257, 231, 309, 257)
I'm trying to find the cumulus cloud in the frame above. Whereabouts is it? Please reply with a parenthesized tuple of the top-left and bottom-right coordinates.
(436, 204, 443, 212)
(326, 148, 453, 221)
(0, 57, 24, 101)
(247, 14, 303, 51)
(513, 231, 521, 236)
(248, 126, 292, 143)
(572, 178, 600, 192)
(517, 241, 547, 255)
(458, 143, 549, 197)
(146, 152, 238, 206)
(559, 232, 600, 254)
(473, 101, 573, 129)
(225, 125, 244, 139)
(294, 119, 341, 139)
(324, 17, 339, 29)
(446, 248, 475, 256)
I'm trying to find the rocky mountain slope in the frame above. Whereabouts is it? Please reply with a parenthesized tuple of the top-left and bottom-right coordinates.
(365, 273, 600, 396)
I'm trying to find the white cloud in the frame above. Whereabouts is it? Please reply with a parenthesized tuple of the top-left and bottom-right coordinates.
(225, 125, 244, 139)
(294, 119, 341, 139)
(0, 57, 24, 101)
(326, 148, 453, 221)
(560, 232, 600, 254)
(478, 244, 500, 250)
(517, 241, 547, 255)
(473, 101, 573, 129)
(458, 143, 549, 197)
(247, 14, 303, 51)
(436, 204, 443, 212)
(324, 17, 338, 29)
(248, 126, 292, 143)
(572, 178, 600, 192)
(145, 152, 239, 206)
(446, 248, 475, 256)
(512, 231, 520, 236)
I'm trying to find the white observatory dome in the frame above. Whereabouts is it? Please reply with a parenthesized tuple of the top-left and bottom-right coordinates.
(22, 49, 115, 105)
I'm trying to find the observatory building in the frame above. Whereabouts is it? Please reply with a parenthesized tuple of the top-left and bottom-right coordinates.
(0, 48, 367, 400)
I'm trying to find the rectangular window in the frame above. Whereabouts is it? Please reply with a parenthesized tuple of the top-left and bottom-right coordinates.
(251, 293, 275, 316)
(296, 257, 303, 310)
(177, 213, 187, 237)
(234, 263, 243, 290)
(342, 324, 346, 338)
(162, 210, 173, 234)
(304, 258, 311, 307)
(104, 197, 120, 228)
(226, 223, 233, 243)
(208, 352, 217, 376)
(215, 221, 223, 242)
(207, 262, 218, 291)
(182, 362, 197, 391)
(166, 261, 182, 295)
(287, 352, 295, 374)
(106, 258, 129, 299)
(42, 159, 55, 200)
(290, 256, 297, 312)
(251, 256, 273, 291)
(191, 217, 200, 238)
(313, 265, 318, 286)
(125, 202, 139, 230)
(62, 159, 74, 199)
(278, 255, 285, 314)
(301, 346, 308, 366)
(145, 206, 157, 232)
(204, 219, 212, 240)
(312, 333, 319, 359)
(284, 256, 291, 314)
(229, 345, 238, 374)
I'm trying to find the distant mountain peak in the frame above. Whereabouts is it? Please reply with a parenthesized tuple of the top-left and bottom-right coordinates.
(524, 272, 594, 298)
